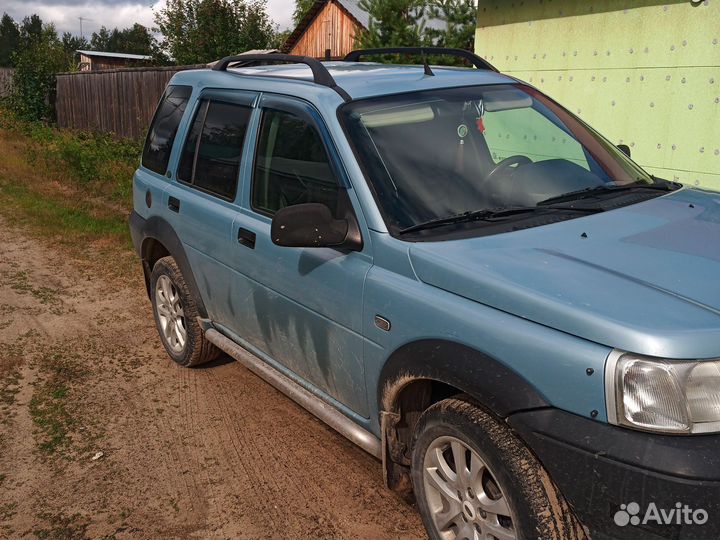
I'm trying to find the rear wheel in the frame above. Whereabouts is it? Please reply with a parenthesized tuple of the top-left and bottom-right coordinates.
(150, 256, 219, 367)
(412, 398, 586, 540)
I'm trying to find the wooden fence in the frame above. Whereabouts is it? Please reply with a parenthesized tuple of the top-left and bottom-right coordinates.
(0, 68, 14, 98)
(55, 65, 204, 139)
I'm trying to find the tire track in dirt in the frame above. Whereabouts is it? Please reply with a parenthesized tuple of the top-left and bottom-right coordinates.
(204, 364, 312, 535)
(0, 217, 425, 539)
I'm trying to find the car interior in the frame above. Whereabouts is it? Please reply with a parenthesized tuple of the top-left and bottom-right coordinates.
(347, 86, 612, 229)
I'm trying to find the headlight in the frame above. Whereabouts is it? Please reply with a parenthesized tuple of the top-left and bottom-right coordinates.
(606, 351, 720, 434)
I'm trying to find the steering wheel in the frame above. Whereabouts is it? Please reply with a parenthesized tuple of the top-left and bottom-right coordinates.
(483, 155, 532, 186)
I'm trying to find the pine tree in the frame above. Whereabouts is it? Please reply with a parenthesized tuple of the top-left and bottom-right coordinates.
(90, 26, 112, 51)
(61, 32, 88, 56)
(19, 14, 44, 49)
(356, 0, 428, 50)
(426, 0, 476, 51)
(0, 13, 20, 67)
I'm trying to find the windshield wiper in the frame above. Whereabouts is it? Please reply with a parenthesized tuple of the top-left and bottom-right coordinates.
(537, 180, 677, 206)
(399, 205, 600, 235)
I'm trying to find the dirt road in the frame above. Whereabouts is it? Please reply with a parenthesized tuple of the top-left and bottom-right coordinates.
(0, 219, 424, 539)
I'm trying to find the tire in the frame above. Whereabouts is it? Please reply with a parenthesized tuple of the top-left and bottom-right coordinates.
(411, 398, 586, 540)
(150, 256, 219, 367)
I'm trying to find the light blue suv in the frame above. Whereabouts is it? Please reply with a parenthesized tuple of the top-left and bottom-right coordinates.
(129, 48, 720, 540)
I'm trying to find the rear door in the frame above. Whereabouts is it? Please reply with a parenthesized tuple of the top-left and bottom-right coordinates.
(222, 95, 372, 417)
(136, 84, 192, 223)
(163, 89, 259, 323)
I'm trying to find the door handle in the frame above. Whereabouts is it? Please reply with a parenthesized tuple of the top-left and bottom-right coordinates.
(168, 196, 180, 213)
(237, 227, 256, 249)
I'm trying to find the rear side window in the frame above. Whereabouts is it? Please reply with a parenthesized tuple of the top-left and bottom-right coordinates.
(177, 100, 251, 200)
(142, 85, 192, 175)
(252, 109, 340, 216)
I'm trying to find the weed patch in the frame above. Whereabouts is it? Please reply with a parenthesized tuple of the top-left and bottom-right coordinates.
(29, 350, 86, 455)
(33, 511, 90, 540)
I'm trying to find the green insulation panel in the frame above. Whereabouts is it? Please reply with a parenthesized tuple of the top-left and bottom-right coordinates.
(475, 0, 720, 189)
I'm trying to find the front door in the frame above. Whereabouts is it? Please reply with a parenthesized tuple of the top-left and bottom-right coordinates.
(224, 95, 372, 417)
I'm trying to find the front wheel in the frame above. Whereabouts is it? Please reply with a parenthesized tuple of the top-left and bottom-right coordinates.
(411, 398, 586, 540)
(150, 256, 219, 367)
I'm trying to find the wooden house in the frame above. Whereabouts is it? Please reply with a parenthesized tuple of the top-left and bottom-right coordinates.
(77, 50, 153, 72)
(282, 0, 368, 60)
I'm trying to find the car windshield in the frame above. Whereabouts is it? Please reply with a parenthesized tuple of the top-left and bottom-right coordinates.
(340, 84, 658, 235)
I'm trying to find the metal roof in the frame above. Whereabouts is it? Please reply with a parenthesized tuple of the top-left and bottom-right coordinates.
(338, 0, 369, 27)
(339, 0, 445, 30)
(76, 50, 153, 61)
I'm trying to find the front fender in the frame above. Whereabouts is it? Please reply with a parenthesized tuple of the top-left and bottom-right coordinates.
(378, 339, 548, 417)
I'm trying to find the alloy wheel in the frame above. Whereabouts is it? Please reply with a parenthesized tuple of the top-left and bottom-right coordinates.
(155, 274, 187, 353)
(423, 436, 517, 540)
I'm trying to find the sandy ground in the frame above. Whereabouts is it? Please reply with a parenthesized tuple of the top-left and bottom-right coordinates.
(0, 218, 424, 539)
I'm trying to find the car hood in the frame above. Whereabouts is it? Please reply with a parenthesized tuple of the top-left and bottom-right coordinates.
(408, 188, 720, 359)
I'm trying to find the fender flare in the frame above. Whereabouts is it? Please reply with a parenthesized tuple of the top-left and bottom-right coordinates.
(376, 339, 549, 494)
(130, 211, 208, 318)
(378, 339, 548, 417)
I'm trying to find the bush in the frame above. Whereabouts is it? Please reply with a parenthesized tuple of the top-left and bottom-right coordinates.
(10, 26, 72, 121)
(1, 106, 142, 204)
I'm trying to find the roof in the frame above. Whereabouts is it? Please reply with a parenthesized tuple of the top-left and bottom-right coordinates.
(76, 50, 153, 61)
(338, 0, 369, 27)
(282, 0, 444, 54)
(171, 61, 513, 102)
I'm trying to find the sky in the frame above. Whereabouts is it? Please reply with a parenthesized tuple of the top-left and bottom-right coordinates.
(0, 0, 295, 38)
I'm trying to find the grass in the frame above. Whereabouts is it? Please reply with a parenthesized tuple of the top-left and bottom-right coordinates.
(33, 511, 90, 540)
(0, 371, 22, 409)
(29, 381, 73, 454)
(0, 106, 141, 276)
(2, 266, 63, 310)
(28, 349, 86, 455)
(0, 181, 129, 238)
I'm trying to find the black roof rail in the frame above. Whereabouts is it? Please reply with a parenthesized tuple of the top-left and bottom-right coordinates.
(212, 53, 351, 102)
(343, 47, 498, 72)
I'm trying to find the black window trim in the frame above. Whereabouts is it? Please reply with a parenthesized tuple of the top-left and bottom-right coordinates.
(176, 96, 254, 203)
(141, 84, 193, 177)
(249, 95, 351, 220)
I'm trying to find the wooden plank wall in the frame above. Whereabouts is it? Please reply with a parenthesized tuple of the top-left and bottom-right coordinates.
(289, 1, 362, 59)
(55, 65, 203, 140)
(0, 68, 14, 98)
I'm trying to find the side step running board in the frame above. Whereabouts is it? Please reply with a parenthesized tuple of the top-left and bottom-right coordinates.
(205, 328, 382, 459)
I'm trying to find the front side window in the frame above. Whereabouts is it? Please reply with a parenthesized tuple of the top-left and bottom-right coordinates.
(341, 84, 669, 238)
(177, 99, 251, 200)
(252, 109, 341, 216)
(142, 85, 192, 175)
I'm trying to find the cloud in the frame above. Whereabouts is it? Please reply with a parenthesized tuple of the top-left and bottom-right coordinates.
(266, 0, 294, 30)
(1, 0, 294, 37)
(1, 1, 157, 36)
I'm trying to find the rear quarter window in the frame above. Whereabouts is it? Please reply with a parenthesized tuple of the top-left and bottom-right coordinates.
(142, 85, 192, 175)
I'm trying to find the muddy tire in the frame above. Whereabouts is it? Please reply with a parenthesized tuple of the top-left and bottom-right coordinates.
(411, 398, 586, 540)
(150, 256, 219, 367)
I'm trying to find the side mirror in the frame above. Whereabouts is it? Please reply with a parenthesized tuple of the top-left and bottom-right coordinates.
(617, 143, 631, 158)
(271, 203, 361, 250)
